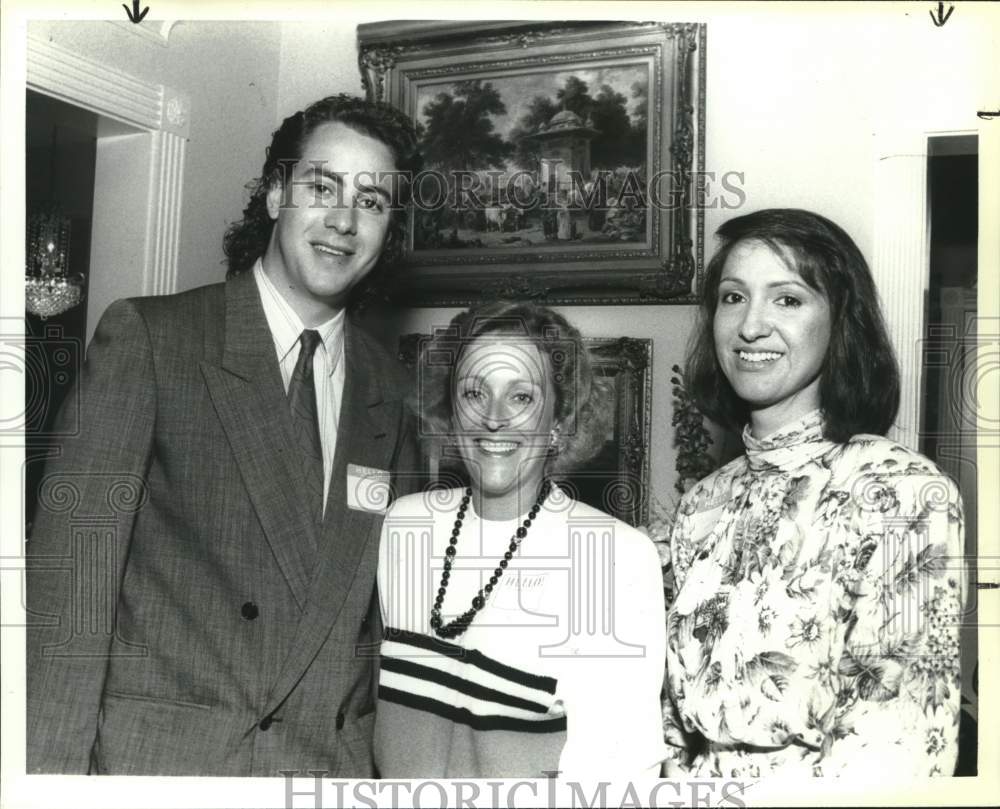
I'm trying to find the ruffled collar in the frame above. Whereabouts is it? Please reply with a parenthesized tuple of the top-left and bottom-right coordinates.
(742, 409, 834, 473)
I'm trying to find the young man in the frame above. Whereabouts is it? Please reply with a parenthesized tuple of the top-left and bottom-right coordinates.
(26, 95, 421, 776)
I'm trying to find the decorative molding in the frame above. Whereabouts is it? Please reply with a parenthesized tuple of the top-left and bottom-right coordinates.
(872, 133, 930, 451)
(359, 45, 402, 104)
(145, 131, 185, 296)
(637, 252, 695, 300)
(161, 87, 190, 138)
(480, 274, 550, 301)
(27, 33, 191, 139)
(584, 336, 653, 526)
(26, 33, 188, 304)
(109, 19, 180, 47)
(593, 336, 650, 373)
(27, 34, 162, 129)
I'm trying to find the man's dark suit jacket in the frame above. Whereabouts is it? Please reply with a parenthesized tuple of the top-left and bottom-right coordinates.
(26, 270, 417, 775)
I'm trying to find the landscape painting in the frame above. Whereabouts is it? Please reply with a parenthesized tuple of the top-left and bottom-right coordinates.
(358, 21, 705, 305)
(411, 64, 651, 252)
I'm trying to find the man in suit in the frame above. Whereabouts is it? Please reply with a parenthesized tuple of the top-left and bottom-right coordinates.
(26, 94, 421, 776)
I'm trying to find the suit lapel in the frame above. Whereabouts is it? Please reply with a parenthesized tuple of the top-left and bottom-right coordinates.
(200, 272, 318, 610)
(263, 321, 399, 715)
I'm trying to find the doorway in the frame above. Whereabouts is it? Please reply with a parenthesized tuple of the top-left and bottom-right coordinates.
(24, 90, 98, 531)
(922, 133, 978, 775)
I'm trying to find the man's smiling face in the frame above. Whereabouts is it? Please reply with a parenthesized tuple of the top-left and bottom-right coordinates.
(262, 121, 397, 324)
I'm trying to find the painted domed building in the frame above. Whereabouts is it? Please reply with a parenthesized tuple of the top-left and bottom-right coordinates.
(519, 109, 599, 196)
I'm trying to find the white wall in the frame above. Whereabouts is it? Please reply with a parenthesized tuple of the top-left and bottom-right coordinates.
(277, 20, 367, 119)
(274, 7, 995, 505)
(275, 5, 993, 256)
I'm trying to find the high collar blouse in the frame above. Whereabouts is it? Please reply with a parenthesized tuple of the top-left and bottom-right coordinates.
(662, 410, 966, 778)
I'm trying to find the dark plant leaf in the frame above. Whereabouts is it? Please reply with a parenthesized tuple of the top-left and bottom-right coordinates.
(748, 650, 798, 674)
(915, 542, 949, 579)
(926, 677, 952, 710)
(894, 542, 949, 594)
(852, 656, 902, 702)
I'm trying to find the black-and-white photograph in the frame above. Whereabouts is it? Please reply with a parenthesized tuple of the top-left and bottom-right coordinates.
(3, 2, 998, 808)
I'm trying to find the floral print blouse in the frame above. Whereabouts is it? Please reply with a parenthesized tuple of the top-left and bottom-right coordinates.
(662, 410, 965, 777)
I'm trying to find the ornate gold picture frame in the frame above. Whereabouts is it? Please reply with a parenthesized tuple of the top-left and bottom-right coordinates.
(360, 20, 706, 306)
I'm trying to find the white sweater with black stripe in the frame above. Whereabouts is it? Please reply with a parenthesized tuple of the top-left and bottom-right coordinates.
(374, 486, 668, 779)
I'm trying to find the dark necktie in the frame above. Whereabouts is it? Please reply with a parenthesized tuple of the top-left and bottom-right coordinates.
(288, 329, 324, 523)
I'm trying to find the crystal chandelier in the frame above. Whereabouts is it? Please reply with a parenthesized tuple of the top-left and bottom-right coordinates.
(25, 126, 86, 319)
(26, 209, 85, 318)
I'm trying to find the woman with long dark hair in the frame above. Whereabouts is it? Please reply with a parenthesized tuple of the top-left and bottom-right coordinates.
(662, 209, 965, 777)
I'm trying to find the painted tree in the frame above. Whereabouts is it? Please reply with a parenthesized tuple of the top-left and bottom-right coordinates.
(628, 80, 649, 168)
(508, 95, 560, 173)
(419, 80, 512, 172)
(418, 80, 513, 236)
(555, 75, 591, 117)
(590, 83, 636, 168)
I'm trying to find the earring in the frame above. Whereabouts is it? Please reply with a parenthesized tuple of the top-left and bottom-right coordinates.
(549, 426, 562, 454)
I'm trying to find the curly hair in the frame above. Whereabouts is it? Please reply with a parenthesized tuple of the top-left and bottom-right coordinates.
(686, 208, 900, 443)
(222, 94, 421, 305)
(417, 301, 613, 474)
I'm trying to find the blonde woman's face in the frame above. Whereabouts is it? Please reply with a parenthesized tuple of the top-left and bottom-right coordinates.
(452, 336, 557, 518)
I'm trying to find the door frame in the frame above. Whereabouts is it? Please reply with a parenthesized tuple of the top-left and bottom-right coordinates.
(26, 33, 189, 342)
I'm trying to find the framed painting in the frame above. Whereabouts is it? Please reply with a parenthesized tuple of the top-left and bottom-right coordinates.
(359, 20, 705, 305)
(397, 334, 652, 527)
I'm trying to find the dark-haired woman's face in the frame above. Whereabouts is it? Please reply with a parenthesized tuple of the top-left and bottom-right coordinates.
(713, 240, 831, 435)
(452, 336, 557, 518)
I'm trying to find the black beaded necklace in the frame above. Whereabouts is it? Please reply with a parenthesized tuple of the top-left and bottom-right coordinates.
(430, 480, 552, 640)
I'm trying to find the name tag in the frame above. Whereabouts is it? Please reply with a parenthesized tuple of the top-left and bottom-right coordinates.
(346, 463, 391, 514)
